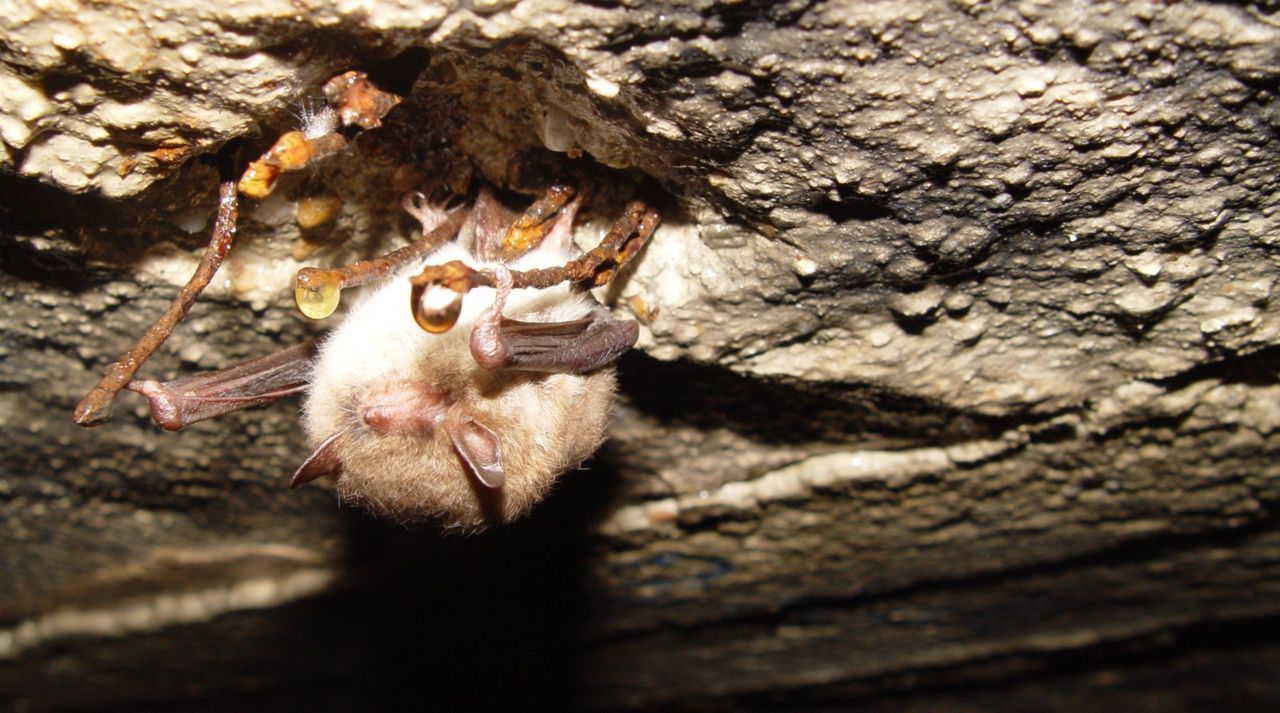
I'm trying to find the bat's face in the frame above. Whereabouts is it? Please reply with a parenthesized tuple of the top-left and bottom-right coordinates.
(302, 242, 616, 530)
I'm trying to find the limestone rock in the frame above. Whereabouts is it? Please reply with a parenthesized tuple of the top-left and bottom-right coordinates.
(2, 1, 1278, 710)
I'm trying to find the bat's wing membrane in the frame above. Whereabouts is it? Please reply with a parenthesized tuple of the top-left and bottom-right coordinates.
(493, 310, 638, 374)
(126, 340, 316, 431)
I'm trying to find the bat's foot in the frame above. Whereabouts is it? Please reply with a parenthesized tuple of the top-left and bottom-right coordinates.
(499, 181, 577, 260)
(402, 191, 458, 237)
(539, 188, 585, 256)
(469, 265, 513, 370)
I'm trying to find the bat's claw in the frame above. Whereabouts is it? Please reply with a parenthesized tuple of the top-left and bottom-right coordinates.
(402, 191, 460, 237)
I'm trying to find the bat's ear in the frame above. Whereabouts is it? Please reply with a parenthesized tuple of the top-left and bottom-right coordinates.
(462, 186, 516, 262)
(290, 431, 343, 488)
(445, 414, 505, 488)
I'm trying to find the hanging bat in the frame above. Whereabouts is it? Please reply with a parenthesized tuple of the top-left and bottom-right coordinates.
(122, 183, 658, 530)
(72, 69, 658, 530)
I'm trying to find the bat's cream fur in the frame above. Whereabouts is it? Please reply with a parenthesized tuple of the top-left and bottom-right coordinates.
(303, 240, 616, 530)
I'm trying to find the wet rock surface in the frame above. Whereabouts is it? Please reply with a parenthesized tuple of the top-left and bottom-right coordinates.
(1, 0, 1278, 710)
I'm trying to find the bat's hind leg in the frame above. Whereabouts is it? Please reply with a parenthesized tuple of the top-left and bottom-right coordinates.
(293, 195, 467, 319)
(469, 266, 638, 374)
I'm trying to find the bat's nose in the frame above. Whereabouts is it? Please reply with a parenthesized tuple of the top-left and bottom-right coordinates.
(360, 404, 406, 433)
(359, 382, 451, 436)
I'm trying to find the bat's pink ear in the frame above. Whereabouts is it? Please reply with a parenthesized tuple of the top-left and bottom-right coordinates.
(290, 431, 343, 488)
(445, 415, 505, 489)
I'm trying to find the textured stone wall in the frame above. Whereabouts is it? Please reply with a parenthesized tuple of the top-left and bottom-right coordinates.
(1, 0, 1278, 710)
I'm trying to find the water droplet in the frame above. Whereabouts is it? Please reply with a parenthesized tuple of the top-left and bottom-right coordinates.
(294, 272, 341, 319)
(411, 282, 463, 333)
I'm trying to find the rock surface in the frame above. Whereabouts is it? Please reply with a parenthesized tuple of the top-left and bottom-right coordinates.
(1, 0, 1278, 710)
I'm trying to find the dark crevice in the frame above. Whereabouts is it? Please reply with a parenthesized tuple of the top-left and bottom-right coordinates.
(599, 0, 814, 55)
(720, 612, 1280, 713)
(617, 351, 1018, 448)
(0, 231, 122, 290)
(1143, 343, 1280, 390)
(362, 46, 432, 96)
(589, 505, 1280, 647)
(889, 310, 934, 335)
(810, 185, 899, 224)
(1, 458, 617, 711)
(0, 169, 124, 235)
(1089, 413, 1195, 445)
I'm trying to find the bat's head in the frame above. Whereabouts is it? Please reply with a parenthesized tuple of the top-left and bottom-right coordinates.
(300, 244, 615, 530)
